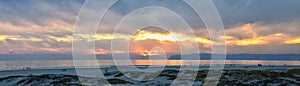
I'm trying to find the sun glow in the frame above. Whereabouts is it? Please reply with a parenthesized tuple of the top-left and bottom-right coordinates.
(133, 30, 176, 41)
(132, 30, 212, 45)
(133, 49, 151, 56)
(133, 49, 166, 56)
(0, 35, 8, 41)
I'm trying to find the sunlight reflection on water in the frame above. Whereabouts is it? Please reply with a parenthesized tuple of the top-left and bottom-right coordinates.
(0, 60, 299, 70)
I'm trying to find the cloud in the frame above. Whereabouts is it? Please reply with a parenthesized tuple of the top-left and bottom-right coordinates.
(213, 0, 300, 28)
(223, 22, 300, 54)
(0, 0, 83, 54)
(285, 38, 300, 44)
(1, 0, 300, 55)
(0, 0, 83, 24)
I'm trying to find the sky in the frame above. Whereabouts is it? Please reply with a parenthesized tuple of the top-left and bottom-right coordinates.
(0, 0, 300, 56)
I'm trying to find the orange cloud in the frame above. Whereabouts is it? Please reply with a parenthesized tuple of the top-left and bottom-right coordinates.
(133, 30, 176, 41)
(132, 30, 212, 45)
(224, 33, 288, 46)
(2, 22, 300, 55)
(224, 23, 293, 46)
(222, 36, 269, 46)
(95, 34, 130, 40)
(235, 38, 268, 46)
(284, 38, 300, 44)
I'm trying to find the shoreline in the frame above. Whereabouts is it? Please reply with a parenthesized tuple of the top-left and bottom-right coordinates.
(0, 65, 299, 85)
(1, 64, 300, 71)
(1, 65, 300, 78)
